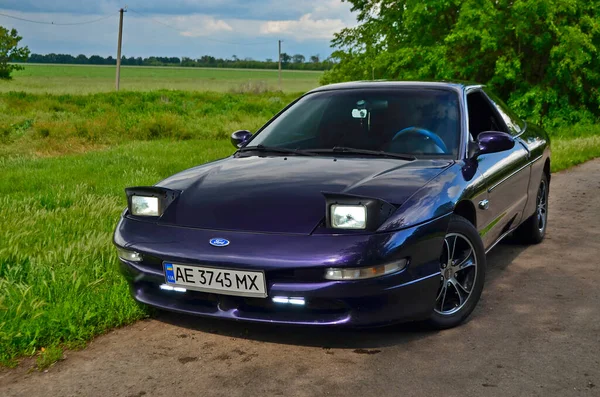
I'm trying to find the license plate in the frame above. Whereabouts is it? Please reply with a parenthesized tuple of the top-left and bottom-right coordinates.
(163, 262, 267, 298)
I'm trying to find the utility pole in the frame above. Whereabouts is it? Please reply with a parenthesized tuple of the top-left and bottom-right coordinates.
(278, 40, 282, 91)
(115, 7, 126, 91)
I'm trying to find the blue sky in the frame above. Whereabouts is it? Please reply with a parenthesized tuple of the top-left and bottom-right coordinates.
(0, 0, 356, 60)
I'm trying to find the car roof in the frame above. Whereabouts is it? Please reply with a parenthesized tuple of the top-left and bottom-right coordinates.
(308, 80, 481, 94)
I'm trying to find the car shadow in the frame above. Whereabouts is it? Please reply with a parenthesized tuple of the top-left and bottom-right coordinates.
(154, 240, 528, 349)
(155, 309, 437, 349)
(485, 237, 530, 283)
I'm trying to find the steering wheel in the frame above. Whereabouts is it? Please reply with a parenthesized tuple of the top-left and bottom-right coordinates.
(391, 126, 448, 153)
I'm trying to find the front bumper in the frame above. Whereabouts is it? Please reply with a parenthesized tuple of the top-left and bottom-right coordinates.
(115, 214, 449, 326)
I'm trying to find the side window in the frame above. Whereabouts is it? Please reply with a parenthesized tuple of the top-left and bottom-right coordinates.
(466, 91, 508, 140)
(483, 89, 525, 136)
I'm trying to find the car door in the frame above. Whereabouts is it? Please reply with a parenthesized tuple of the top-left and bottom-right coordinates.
(466, 89, 531, 249)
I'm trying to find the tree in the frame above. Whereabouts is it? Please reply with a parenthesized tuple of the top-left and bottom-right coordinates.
(310, 55, 320, 63)
(0, 26, 30, 79)
(292, 54, 306, 63)
(76, 54, 88, 64)
(89, 55, 104, 64)
(280, 52, 292, 64)
(322, 0, 600, 126)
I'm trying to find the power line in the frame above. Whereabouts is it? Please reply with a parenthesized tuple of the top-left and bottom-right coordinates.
(0, 8, 274, 46)
(0, 11, 116, 26)
(128, 8, 273, 46)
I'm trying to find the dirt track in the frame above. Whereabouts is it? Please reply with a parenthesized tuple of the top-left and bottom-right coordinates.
(2, 159, 599, 397)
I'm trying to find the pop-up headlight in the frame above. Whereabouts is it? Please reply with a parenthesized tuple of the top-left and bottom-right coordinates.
(125, 186, 180, 218)
(131, 196, 160, 216)
(323, 192, 397, 231)
(331, 205, 367, 229)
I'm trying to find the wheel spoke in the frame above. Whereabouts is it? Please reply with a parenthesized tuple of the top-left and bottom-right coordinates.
(454, 248, 474, 270)
(436, 283, 447, 304)
(449, 278, 469, 305)
(440, 284, 448, 311)
(450, 235, 457, 263)
(452, 276, 472, 294)
(443, 238, 451, 268)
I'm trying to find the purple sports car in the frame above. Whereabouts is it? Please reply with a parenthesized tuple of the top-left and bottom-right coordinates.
(114, 81, 550, 328)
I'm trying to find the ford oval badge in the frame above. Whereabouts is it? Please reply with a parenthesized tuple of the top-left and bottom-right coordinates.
(209, 238, 230, 247)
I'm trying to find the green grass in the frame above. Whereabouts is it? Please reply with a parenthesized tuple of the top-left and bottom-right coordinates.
(0, 140, 232, 366)
(547, 124, 600, 172)
(0, 90, 298, 158)
(36, 345, 65, 371)
(551, 135, 600, 172)
(0, 64, 322, 94)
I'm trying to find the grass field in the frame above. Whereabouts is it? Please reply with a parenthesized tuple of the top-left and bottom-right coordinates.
(0, 90, 298, 158)
(0, 140, 232, 366)
(1, 74, 600, 367)
(0, 64, 323, 94)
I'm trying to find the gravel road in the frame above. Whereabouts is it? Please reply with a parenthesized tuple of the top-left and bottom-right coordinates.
(2, 159, 599, 397)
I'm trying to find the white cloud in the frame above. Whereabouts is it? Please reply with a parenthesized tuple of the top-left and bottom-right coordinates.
(168, 15, 233, 37)
(260, 13, 347, 40)
(0, 0, 356, 58)
(312, 0, 351, 19)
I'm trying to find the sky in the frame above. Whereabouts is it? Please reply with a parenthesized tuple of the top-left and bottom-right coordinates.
(0, 0, 356, 61)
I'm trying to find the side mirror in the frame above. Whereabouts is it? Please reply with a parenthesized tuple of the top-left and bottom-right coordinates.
(230, 130, 252, 148)
(471, 131, 515, 157)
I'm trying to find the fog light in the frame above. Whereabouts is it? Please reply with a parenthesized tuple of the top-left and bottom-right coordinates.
(160, 284, 186, 293)
(116, 246, 142, 262)
(272, 296, 305, 305)
(325, 259, 408, 280)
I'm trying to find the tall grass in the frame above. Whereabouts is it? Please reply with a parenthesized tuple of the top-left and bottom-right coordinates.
(0, 140, 232, 366)
(0, 90, 297, 158)
(548, 124, 600, 172)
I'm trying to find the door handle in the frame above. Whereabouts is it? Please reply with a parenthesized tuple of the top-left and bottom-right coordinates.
(479, 199, 490, 210)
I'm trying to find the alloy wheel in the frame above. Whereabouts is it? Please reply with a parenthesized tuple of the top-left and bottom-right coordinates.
(537, 179, 548, 233)
(435, 233, 478, 316)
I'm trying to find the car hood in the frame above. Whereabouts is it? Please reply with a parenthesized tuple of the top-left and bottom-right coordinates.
(157, 155, 452, 234)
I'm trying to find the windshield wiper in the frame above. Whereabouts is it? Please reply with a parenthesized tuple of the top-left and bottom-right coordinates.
(236, 145, 316, 156)
(308, 147, 416, 161)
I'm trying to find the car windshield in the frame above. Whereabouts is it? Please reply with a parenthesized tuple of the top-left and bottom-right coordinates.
(247, 88, 461, 158)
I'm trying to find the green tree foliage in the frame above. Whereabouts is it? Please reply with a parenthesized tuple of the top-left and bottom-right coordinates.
(292, 54, 306, 63)
(0, 26, 30, 80)
(322, 0, 600, 126)
(280, 52, 292, 64)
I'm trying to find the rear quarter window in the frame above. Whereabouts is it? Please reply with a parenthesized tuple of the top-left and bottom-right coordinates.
(483, 89, 526, 135)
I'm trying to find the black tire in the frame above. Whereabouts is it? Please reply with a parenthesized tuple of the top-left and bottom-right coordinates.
(513, 172, 549, 244)
(426, 215, 486, 329)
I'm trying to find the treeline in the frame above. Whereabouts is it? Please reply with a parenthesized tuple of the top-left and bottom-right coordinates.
(181, 54, 333, 70)
(24, 53, 334, 70)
